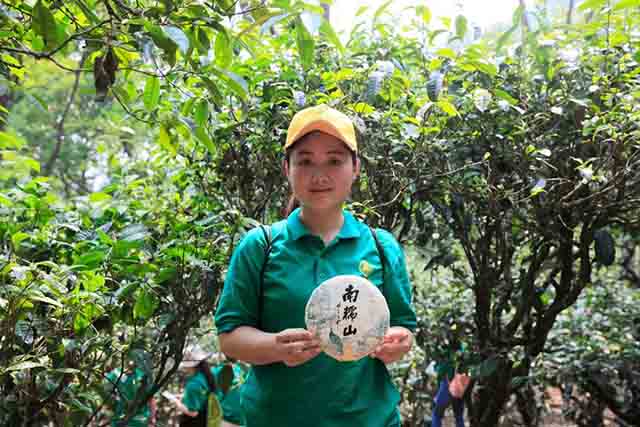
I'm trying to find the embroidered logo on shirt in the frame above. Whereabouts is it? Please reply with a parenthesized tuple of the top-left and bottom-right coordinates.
(359, 260, 373, 278)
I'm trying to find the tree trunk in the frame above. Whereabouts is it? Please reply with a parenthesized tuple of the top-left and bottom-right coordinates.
(567, 0, 576, 25)
(470, 357, 514, 427)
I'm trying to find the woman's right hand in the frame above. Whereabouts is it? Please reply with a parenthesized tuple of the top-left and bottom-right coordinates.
(274, 328, 322, 367)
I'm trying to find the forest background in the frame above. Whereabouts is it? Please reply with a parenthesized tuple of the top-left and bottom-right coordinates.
(1, 0, 639, 426)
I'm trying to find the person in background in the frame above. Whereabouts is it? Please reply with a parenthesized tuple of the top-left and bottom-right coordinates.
(215, 104, 417, 427)
(104, 357, 157, 427)
(430, 327, 470, 427)
(170, 347, 219, 427)
(212, 354, 247, 427)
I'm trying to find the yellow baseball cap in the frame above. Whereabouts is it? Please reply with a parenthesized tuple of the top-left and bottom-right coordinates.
(285, 104, 358, 153)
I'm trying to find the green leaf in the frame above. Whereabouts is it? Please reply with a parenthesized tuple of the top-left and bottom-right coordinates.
(0, 131, 25, 149)
(295, 16, 314, 70)
(210, 68, 248, 101)
(73, 312, 90, 333)
(163, 26, 189, 55)
(494, 89, 518, 105)
(194, 100, 209, 127)
(75, 251, 106, 269)
(215, 29, 233, 69)
(373, 0, 392, 22)
(197, 27, 210, 53)
(24, 158, 40, 172)
(146, 23, 178, 65)
(0, 194, 13, 207)
(73, 0, 100, 24)
(195, 126, 216, 155)
(30, 295, 63, 308)
(319, 18, 344, 55)
(355, 6, 369, 16)
(12, 232, 29, 250)
(119, 224, 149, 242)
(158, 125, 177, 155)
(134, 289, 158, 320)
(436, 48, 456, 59)
(89, 192, 111, 203)
(578, 0, 607, 11)
(32, 0, 59, 48)
(613, 0, 640, 10)
(143, 76, 160, 111)
(416, 5, 431, 24)
(437, 100, 458, 116)
(455, 15, 468, 39)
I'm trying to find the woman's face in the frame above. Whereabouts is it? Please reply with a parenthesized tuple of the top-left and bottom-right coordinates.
(284, 132, 359, 212)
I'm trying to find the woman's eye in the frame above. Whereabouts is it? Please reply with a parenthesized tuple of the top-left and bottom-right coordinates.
(297, 159, 312, 166)
(329, 158, 343, 166)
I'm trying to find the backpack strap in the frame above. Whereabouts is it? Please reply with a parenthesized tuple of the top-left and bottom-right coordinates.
(257, 225, 273, 330)
(368, 226, 387, 296)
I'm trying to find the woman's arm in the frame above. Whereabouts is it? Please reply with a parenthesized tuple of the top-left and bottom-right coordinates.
(219, 326, 321, 367)
(172, 398, 198, 417)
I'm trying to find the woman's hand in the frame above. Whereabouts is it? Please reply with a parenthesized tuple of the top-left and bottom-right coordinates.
(274, 328, 322, 367)
(449, 373, 471, 398)
(370, 327, 413, 364)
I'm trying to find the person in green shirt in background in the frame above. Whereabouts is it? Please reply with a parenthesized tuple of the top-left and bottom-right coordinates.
(215, 105, 417, 427)
(212, 355, 246, 427)
(170, 347, 219, 427)
(104, 360, 157, 427)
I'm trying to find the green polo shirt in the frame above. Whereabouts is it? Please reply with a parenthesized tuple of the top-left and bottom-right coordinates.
(215, 209, 416, 427)
(105, 368, 152, 427)
(182, 371, 210, 413)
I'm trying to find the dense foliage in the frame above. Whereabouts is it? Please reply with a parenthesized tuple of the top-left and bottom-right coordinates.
(1, 0, 639, 426)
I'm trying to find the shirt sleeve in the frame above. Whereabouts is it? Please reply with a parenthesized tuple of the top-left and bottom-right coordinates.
(215, 227, 270, 334)
(182, 376, 208, 412)
(376, 229, 417, 332)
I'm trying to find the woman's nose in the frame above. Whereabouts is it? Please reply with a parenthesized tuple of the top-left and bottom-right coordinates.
(311, 166, 330, 183)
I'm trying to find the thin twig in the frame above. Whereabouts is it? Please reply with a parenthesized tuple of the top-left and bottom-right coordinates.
(43, 51, 88, 175)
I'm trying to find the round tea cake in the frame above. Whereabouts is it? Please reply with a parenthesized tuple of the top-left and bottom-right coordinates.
(305, 275, 390, 361)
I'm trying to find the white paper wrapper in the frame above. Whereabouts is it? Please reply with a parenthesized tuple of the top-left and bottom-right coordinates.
(305, 275, 390, 361)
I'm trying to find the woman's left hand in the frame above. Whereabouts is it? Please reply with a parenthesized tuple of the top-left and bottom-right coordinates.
(370, 327, 413, 364)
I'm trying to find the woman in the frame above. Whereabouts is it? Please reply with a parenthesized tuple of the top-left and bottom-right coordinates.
(431, 339, 470, 427)
(171, 347, 220, 427)
(104, 358, 157, 427)
(215, 104, 417, 427)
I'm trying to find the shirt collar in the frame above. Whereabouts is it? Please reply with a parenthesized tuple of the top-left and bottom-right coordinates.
(286, 208, 362, 241)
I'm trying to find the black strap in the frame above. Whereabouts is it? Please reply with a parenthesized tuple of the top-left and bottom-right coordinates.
(369, 226, 387, 296)
(257, 225, 272, 329)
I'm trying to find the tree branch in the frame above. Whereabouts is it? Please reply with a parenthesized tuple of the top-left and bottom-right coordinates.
(0, 20, 110, 59)
(43, 52, 88, 176)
